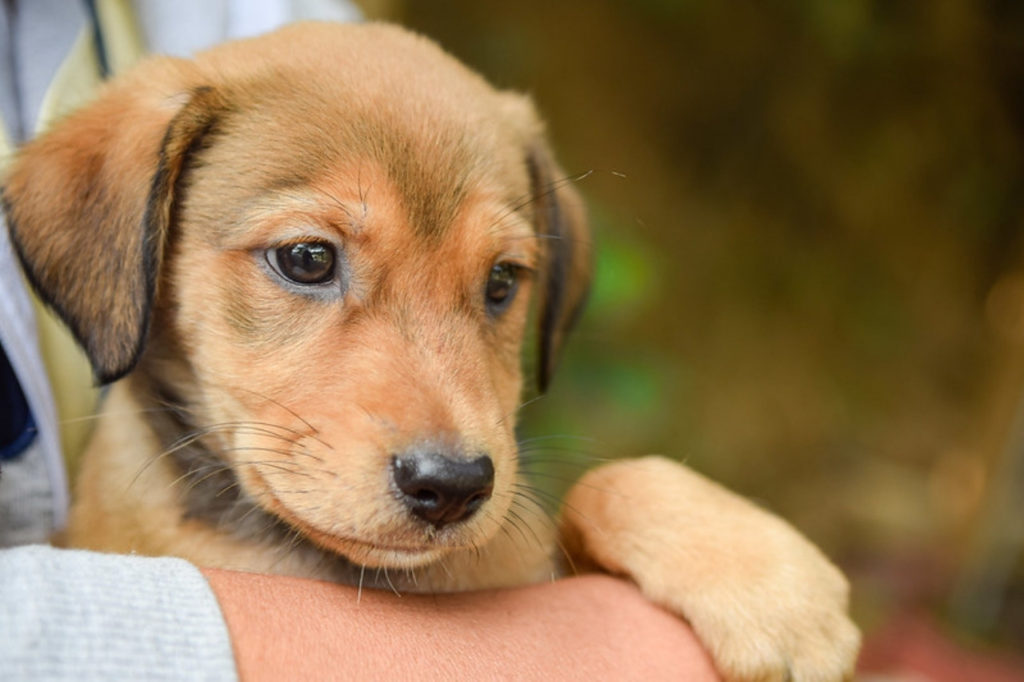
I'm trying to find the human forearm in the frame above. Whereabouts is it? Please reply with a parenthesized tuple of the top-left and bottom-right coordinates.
(203, 569, 721, 681)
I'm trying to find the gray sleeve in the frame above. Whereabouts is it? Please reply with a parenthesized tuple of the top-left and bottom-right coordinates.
(0, 545, 238, 682)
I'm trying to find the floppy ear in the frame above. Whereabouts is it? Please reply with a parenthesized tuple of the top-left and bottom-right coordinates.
(528, 142, 593, 393)
(3, 59, 222, 384)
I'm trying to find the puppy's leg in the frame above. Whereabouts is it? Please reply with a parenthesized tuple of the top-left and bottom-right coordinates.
(561, 456, 860, 682)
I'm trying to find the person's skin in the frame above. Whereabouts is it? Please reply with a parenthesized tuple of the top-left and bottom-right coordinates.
(202, 569, 722, 681)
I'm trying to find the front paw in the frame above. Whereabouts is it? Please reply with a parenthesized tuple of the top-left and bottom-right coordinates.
(561, 456, 860, 682)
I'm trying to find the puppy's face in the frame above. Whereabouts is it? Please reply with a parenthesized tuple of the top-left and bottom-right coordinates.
(170, 88, 542, 566)
(4, 23, 590, 568)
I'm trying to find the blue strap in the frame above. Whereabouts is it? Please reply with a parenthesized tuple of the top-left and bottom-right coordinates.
(0, 341, 36, 461)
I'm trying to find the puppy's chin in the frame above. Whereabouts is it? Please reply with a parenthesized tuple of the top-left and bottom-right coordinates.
(250, 471, 487, 570)
(275, 507, 450, 568)
(322, 536, 450, 570)
(274, 510, 462, 570)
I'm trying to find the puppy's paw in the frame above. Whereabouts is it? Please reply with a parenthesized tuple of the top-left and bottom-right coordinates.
(561, 456, 860, 682)
(681, 561, 861, 682)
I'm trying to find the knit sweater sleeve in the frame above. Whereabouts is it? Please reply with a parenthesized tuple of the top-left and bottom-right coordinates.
(0, 545, 238, 682)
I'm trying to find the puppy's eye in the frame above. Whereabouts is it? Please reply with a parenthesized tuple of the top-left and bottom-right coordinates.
(270, 242, 336, 285)
(485, 262, 520, 315)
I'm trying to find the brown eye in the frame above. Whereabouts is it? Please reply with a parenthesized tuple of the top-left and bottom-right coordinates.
(486, 262, 519, 315)
(272, 242, 336, 284)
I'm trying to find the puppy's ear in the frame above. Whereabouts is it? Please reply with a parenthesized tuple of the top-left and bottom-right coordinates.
(3, 60, 222, 384)
(528, 142, 592, 393)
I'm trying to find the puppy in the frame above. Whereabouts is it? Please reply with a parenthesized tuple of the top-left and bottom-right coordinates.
(4, 22, 859, 681)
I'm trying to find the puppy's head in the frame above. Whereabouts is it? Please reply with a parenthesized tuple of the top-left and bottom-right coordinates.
(3, 23, 590, 568)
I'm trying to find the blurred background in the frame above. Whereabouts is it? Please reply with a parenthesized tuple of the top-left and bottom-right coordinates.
(364, 0, 1024, 675)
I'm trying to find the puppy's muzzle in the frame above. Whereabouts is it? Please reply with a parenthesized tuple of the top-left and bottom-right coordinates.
(391, 450, 494, 528)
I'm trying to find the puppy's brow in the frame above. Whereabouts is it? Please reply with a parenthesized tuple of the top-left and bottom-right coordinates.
(263, 170, 320, 194)
(381, 126, 477, 240)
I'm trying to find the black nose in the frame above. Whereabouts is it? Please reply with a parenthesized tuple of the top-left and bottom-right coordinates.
(391, 451, 494, 528)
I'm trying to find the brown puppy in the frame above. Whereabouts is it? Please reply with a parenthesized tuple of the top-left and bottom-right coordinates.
(4, 23, 859, 681)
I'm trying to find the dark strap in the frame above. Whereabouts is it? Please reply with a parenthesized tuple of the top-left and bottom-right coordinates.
(82, 0, 110, 79)
(0, 341, 36, 461)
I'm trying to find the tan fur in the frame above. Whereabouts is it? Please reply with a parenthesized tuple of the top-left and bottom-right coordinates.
(5, 22, 858, 681)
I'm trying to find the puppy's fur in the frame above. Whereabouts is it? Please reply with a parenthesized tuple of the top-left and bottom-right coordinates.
(4, 23, 859, 681)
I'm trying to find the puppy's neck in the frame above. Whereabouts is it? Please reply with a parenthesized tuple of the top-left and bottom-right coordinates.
(124, 364, 378, 585)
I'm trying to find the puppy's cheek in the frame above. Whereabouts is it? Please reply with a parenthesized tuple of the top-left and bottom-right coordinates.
(231, 431, 400, 540)
(488, 321, 531, 414)
(174, 247, 330, 368)
(216, 276, 323, 350)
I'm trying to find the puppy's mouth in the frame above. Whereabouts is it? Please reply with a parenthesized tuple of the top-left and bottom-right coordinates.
(253, 473, 454, 568)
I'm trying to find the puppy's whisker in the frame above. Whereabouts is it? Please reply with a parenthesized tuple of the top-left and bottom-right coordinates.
(314, 186, 359, 224)
(436, 554, 455, 583)
(522, 472, 632, 503)
(170, 457, 304, 498)
(356, 162, 372, 217)
(497, 521, 518, 552)
(506, 506, 546, 552)
(137, 420, 328, 492)
(490, 169, 594, 231)
(214, 481, 245, 499)
(222, 448, 318, 474)
(167, 463, 225, 492)
(199, 420, 320, 445)
(179, 467, 240, 497)
(499, 505, 534, 550)
(355, 403, 395, 432)
(505, 171, 593, 220)
(518, 444, 612, 469)
(230, 386, 333, 450)
(508, 483, 550, 512)
(501, 232, 573, 244)
(517, 481, 609, 541)
(265, 525, 308, 574)
(382, 566, 401, 597)
(173, 459, 264, 490)
(516, 470, 591, 487)
(496, 394, 546, 427)
(291, 449, 329, 464)
(507, 491, 577, 577)
(509, 493, 557, 527)
(235, 496, 274, 526)
(129, 429, 224, 490)
(518, 448, 607, 462)
(58, 406, 178, 426)
(517, 433, 597, 447)
(554, 537, 580, 578)
(511, 481, 578, 517)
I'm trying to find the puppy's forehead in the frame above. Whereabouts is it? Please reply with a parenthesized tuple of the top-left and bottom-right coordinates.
(189, 23, 538, 238)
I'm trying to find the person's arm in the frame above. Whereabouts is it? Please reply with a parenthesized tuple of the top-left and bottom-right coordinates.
(1, 544, 719, 680)
(204, 568, 721, 680)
